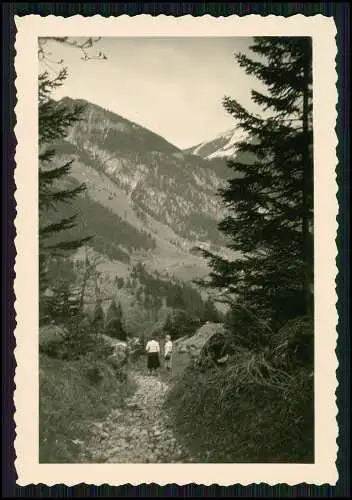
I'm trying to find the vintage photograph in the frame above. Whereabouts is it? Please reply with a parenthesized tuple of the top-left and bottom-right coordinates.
(13, 13, 338, 486)
(37, 35, 315, 464)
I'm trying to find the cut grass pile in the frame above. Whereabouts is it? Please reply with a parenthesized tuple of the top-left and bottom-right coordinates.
(165, 318, 314, 463)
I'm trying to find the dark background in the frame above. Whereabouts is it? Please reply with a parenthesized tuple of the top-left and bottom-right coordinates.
(2, 2, 350, 498)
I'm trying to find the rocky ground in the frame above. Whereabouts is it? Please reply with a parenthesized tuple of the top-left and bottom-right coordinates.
(79, 371, 196, 463)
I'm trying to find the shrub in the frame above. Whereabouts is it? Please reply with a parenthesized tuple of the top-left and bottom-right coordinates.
(39, 324, 68, 358)
(39, 314, 116, 362)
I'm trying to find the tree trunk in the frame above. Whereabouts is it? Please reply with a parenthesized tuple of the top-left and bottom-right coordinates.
(302, 41, 313, 317)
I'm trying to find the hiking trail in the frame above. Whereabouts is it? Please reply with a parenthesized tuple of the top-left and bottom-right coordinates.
(80, 371, 195, 463)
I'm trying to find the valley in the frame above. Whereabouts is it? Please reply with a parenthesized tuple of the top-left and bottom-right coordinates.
(43, 97, 242, 336)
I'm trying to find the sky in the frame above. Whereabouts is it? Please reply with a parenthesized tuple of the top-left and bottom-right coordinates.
(40, 37, 262, 149)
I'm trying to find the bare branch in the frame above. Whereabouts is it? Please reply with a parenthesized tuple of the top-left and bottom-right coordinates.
(38, 36, 107, 67)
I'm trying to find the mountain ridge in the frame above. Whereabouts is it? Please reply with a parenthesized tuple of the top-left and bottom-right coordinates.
(54, 98, 233, 246)
(184, 126, 249, 160)
(44, 97, 244, 331)
(58, 96, 182, 154)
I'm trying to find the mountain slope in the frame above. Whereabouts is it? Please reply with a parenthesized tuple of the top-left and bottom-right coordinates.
(42, 98, 247, 335)
(44, 99, 243, 295)
(57, 98, 230, 246)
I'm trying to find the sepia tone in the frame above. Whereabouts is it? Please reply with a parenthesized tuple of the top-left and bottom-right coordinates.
(14, 14, 338, 486)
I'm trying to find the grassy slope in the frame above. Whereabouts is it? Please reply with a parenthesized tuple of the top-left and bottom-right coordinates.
(67, 155, 213, 281)
(39, 354, 136, 463)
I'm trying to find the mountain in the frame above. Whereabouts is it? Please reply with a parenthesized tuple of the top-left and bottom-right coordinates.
(56, 97, 231, 246)
(42, 98, 245, 334)
(184, 126, 248, 160)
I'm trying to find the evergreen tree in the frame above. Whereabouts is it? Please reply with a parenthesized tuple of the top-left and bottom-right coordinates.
(39, 257, 79, 325)
(154, 296, 163, 310)
(105, 298, 119, 325)
(44, 279, 82, 326)
(116, 277, 124, 290)
(91, 300, 104, 334)
(201, 37, 313, 332)
(164, 310, 200, 340)
(163, 313, 174, 337)
(136, 286, 143, 303)
(144, 293, 151, 309)
(202, 297, 219, 323)
(105, 300, 127, 341)
(39, 68, 91, 299)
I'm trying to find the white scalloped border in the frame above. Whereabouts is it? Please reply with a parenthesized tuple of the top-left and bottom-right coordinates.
(14, 13, 338, 487)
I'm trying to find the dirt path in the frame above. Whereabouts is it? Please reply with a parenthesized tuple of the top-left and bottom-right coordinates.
(81, 371, 194, 463)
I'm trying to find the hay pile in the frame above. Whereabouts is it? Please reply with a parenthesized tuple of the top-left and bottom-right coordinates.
(165, 317, 314, 463)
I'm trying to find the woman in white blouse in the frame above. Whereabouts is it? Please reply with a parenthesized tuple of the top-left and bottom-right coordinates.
(145, 338, 161, 375)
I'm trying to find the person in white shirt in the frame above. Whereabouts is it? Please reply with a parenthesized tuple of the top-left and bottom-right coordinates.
(164, 335, 173, 371)
(145, 338, 160, 375)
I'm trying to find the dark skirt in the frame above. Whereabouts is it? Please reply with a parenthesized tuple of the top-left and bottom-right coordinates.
(147, 352, 160, 370)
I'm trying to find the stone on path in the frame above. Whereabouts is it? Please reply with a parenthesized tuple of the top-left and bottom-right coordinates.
(80, 372, 193, 463)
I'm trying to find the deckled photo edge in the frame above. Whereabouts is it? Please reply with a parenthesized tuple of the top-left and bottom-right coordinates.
(13, 13, 338, 486)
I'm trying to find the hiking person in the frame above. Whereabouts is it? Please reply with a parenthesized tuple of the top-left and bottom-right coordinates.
(145, 337, 161, 375)
(164, 335, 173, 371)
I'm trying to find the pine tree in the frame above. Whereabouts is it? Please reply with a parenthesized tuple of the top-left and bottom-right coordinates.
(105, 300, 127, 341)
(136, 286, 143, 303)
(44, 280, 82, 326)
(116, 277, 124, 290)
(164, 309, 200, 340)
(105, 298, 119, 325)
(201, 37, 313, 332)
(163, 313, 174, 337)
(202, 297, 219, 323)
(39, 69, 91, 298)
(91, 300, 104, 334)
